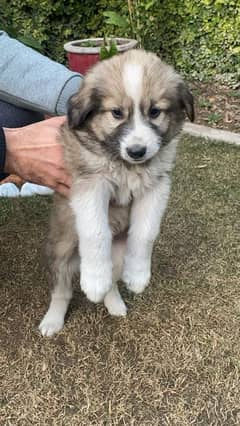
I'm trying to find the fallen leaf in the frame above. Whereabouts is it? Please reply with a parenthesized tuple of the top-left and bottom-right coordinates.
(195, 164, 208, 169)
(224, 111, 233, 123)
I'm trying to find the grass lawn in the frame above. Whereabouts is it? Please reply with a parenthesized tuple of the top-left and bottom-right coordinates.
(0, 135, 239, 425)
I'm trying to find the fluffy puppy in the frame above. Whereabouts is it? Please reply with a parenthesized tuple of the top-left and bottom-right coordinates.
(39, 49, 194, 336)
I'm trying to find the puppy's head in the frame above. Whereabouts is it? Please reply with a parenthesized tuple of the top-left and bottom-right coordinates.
(68, 49, 194, 164)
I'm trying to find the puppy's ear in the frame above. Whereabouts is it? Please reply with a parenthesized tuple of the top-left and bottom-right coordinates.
(178, 82, 195, 122)
(67, 87, 101, 129)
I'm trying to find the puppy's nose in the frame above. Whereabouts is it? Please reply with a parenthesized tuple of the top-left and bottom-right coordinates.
(127, 144, 146, 160)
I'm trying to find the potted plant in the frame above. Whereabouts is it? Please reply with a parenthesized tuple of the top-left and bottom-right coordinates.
(64, 11, 138, 74)
(64, 37, 137, 74)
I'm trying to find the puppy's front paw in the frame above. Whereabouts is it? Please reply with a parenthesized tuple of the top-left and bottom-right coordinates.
(39, 312, 64, 337)
(105, 297, 127, 317)
(122, 257, 151, 294)
(81, 263, 112, 303)
(104, 286, 127, 317)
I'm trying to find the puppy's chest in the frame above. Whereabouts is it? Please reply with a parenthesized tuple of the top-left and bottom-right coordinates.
(109, 166, 155, 206)
(112, 181, 134, 206)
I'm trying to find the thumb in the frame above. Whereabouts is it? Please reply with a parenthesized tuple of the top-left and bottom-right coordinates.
(46, 116, 67, 127)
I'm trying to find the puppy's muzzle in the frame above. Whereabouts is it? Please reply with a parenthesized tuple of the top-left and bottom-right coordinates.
(127, 144, 146, 160)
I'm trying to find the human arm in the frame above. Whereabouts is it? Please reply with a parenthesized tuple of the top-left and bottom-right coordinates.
(0, 31, 83, 116)
(0, 127, 6, 174)
(2, 117, 72, 197)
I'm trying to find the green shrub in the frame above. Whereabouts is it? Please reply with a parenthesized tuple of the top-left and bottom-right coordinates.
(0, 0, 103, 62)
(98, 0, 240, 85)
(1, 0, 239, 84)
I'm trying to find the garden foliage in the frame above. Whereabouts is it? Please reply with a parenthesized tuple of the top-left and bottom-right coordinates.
(0, 0, 239, 84)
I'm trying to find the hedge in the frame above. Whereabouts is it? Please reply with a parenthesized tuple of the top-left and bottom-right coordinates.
(1, 0, 239, 84)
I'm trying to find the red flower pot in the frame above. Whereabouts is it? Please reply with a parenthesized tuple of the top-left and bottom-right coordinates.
(64, 38, 138, 75)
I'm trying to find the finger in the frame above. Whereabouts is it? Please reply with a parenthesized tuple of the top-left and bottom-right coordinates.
(60, 175, 72, 189)
(57, 169, 72, 188)
(55, 183, 70, 198)
(45, 116, 67, 127)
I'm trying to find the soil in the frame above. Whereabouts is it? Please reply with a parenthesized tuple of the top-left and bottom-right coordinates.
(188, 80, 240, 133)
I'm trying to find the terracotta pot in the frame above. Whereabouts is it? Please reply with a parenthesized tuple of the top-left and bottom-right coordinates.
(64, 37, 138, 74)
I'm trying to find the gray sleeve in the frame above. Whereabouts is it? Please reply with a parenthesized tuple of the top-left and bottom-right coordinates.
(0, 31, 83, 115)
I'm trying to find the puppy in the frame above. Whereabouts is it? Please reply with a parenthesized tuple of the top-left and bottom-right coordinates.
(39, 49, 194, 336)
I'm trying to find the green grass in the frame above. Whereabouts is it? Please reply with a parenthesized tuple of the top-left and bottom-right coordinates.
(207, 112, 223, 126)
(0, 136, 239, 425)
(229, 91, 240, 99)
(198, 97, 212, 109)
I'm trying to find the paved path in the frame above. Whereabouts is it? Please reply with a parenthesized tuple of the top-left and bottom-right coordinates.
(183, 123, 240, 146)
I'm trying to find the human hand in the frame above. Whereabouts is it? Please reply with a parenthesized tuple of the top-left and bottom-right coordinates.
(3, 116, 71, 197)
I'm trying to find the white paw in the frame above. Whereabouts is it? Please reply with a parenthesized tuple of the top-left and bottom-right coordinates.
(20, 182, 54, 197)
(104, 290, 127, 317)
(39, 312, 64, 337)
(0, 183, 20, 197)
(81, 276, 112, 303)
(81, 264, 112, 303)
(106, 299, 127, 316)
(122, 257, 151, 294)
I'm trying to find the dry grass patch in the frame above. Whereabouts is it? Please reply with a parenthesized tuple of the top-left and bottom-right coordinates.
(0, 136, 239, 425)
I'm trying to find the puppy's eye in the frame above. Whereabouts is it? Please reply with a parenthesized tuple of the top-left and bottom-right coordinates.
(149, 106, 161, 119)
(111, 108, 124, 119)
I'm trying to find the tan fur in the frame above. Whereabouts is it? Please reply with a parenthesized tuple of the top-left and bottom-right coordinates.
(40, 49, 194, 335)
(50, 49, 193, 286)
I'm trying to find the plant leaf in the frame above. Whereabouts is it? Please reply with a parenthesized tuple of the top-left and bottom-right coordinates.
(100, 39, 118, 60)
(103, 11, 128, 29)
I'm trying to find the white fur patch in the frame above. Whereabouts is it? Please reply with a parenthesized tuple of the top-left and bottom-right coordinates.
(70, 180, 113, 303)
(121, 62, 161, 164)
(122, 176, 171, 293)
(104, 285, 127, 316)
(39, 292, 72, 336)
(123, 63, 143, 103)
(120, 114, 160, 163)
(39, 304, 65, 337)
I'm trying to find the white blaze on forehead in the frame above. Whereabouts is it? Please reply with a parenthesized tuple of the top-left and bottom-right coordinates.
(123, 62, 143, 103)
(120, 60, 161, 164)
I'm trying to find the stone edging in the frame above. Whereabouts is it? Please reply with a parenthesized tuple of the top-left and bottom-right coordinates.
(183, 122, 240, 146)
